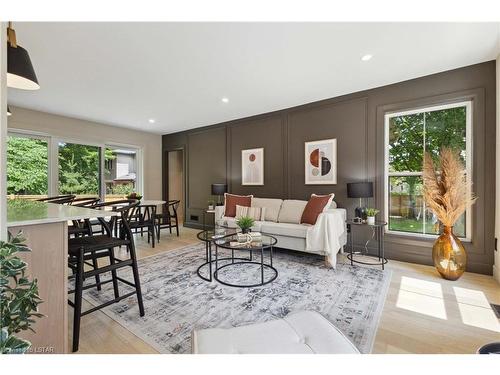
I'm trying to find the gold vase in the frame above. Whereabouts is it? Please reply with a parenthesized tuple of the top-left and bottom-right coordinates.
(432, 226, 466, 281)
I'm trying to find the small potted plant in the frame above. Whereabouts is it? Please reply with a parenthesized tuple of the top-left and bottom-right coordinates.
(365, 208, 379, 225)
(207, 199, 215, 210)
(126, 192, 143, 201)
(236, 216, 255, 234)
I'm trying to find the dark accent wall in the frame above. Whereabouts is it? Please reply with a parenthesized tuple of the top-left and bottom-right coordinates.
(163, 61, 496, 275)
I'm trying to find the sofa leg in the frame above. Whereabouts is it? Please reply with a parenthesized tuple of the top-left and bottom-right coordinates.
(324, 255, 335, 268)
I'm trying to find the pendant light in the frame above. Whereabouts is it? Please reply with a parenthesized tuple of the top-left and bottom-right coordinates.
(7, 105, 12, 116)
(7, 22, 39, 90)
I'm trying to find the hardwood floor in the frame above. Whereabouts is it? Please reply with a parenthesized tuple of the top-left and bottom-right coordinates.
(70, 226, 500, 354)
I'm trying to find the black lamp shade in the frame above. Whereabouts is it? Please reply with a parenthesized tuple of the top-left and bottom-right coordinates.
(347, 182, 373, 198)
(7, 44, 40, 90)
(211, 183, 227, 196)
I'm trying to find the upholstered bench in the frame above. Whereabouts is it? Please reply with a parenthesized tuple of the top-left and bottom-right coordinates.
(191, 310, 360, 354)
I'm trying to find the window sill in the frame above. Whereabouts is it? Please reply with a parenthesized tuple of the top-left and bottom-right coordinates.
(385, 230, 472, 243)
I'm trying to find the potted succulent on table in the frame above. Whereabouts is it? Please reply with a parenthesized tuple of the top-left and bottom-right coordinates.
(236, 216, 254, 234)
(365, 208, 379, 225)
(0, 232, 43, 354)
(207, 199, 215, 211)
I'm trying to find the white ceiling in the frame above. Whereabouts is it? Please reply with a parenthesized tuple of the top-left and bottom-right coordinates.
(8, 22, 500, 134)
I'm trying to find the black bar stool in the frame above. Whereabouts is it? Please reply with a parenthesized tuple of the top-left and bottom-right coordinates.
(67, 199, 145, 352)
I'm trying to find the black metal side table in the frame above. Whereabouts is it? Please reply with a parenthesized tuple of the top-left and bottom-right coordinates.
(346, 220, 388, 270)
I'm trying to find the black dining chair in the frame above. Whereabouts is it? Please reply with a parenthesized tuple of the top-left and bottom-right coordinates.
(68, 197, 100, 238)
(37, 194, 76, 204)
(129, 204, 157, 248)
(67, 199, 144, 352)
(155, 200, 180, 240)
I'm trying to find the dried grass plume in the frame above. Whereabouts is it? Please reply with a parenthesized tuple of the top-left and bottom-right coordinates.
(422, 147, 476, 228)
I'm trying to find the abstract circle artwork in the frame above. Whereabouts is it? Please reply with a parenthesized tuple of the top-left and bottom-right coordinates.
(305, 139, 337, 184)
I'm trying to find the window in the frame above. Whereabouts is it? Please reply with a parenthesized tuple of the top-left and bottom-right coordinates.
(6, 131, 143, 202)
(384, 102, 472, 239)
(104, 146, 139, 202)
(7, 133, 49, 199)
(58, 142, 102, 197)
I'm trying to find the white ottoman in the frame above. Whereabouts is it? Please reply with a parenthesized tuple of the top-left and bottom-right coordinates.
(191, 310, 360, 354)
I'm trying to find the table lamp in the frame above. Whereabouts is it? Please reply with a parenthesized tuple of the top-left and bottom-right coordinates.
(347, 182, 373, 220)
(211, 183, 227, 206)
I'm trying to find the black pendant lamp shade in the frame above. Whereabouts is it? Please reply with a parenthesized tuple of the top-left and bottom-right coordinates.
(7, 23, 40, 90)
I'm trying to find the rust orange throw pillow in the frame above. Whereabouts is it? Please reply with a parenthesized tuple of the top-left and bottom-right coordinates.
(224, 193, 252, 217)
(300, 194, 334, 225)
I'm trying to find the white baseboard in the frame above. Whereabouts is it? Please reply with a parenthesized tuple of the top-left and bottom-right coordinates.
(493, 264, 500, 284)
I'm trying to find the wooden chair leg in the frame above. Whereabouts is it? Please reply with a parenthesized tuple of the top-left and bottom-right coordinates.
(92, 255, 101, 291)
(128, 242, 145, 316)
(109, 248, 120, 299)
(72, 248, 84, 352)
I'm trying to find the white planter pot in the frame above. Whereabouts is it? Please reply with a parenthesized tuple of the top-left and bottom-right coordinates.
(208, 205, 214, 210)
(367, 216, 375, 225)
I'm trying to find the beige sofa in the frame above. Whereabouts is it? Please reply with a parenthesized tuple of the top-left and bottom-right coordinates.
(214, 197, 347, 259)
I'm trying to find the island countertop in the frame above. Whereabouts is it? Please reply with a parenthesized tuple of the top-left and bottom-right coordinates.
(7, 200, 116, 227)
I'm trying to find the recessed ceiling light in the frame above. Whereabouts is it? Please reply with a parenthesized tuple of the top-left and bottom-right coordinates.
(148, 118, 156, 124)
(221, 97, 229, 103)
(361, 54, 373, 62)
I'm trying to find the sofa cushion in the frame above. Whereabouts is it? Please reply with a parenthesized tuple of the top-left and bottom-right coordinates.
(301, 194, 334, 225)
(261, 221, 308, 238)
(251, 197, 283, 222)
(224, 193, 252, 217)
(235, 205, 266, 221)
(278, 200, 308, 224)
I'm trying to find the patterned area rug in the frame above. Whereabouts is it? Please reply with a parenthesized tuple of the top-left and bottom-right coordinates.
(84, 243, 391, 354)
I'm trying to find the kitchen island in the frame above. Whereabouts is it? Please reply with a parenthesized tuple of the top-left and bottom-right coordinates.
(6, 200, 115, 354)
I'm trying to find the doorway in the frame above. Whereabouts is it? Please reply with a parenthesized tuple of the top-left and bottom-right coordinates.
(167, 149, 184, 224)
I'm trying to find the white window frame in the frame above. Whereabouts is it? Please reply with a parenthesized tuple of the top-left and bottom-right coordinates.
(104, 142, 143, 199)
(384, 101, 473, 241)
(7, 129, 144, 199)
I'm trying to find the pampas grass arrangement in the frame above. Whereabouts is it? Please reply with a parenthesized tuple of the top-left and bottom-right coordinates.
(423, 147, 476, 280)
(422, 147, 476, 228)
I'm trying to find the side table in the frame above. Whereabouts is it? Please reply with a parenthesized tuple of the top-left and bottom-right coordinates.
(346, 220, 388, 270)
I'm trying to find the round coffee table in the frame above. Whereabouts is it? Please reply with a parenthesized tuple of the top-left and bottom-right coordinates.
(212, 232, 278, 288)
(196, 227, 251, 282)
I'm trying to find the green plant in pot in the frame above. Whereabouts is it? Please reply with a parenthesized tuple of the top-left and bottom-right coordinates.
(126, 192, 142, 201)
(0, 232, 43, 354)
(365, 208, 379, 225)
(423, 147, 476, 281)
(236, 216, 254, 234)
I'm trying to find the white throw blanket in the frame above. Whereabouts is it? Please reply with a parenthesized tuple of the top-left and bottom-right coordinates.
(306, 210, 346, 268)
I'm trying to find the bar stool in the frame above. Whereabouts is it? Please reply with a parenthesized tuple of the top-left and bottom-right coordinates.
(67, 199, 144, 352)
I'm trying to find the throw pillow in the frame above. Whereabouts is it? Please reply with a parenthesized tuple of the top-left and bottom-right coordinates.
(235, 205, 266, 221)
(300, 193, 335, 225)
(278, 200, 308, 224)
(224, 193, 252, 217)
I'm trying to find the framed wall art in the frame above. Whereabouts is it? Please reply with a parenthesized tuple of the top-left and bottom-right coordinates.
(242, 147, 264, 185)
(304, 138, 337, 184)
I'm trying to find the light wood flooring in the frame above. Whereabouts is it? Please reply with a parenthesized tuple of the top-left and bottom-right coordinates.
(70, 226, 500, 354)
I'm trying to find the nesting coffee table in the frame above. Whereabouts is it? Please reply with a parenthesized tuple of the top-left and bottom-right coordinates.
(197, 228, 278, 287)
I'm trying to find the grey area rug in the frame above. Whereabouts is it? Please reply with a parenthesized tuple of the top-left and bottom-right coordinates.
(83, 243, 391, 354)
